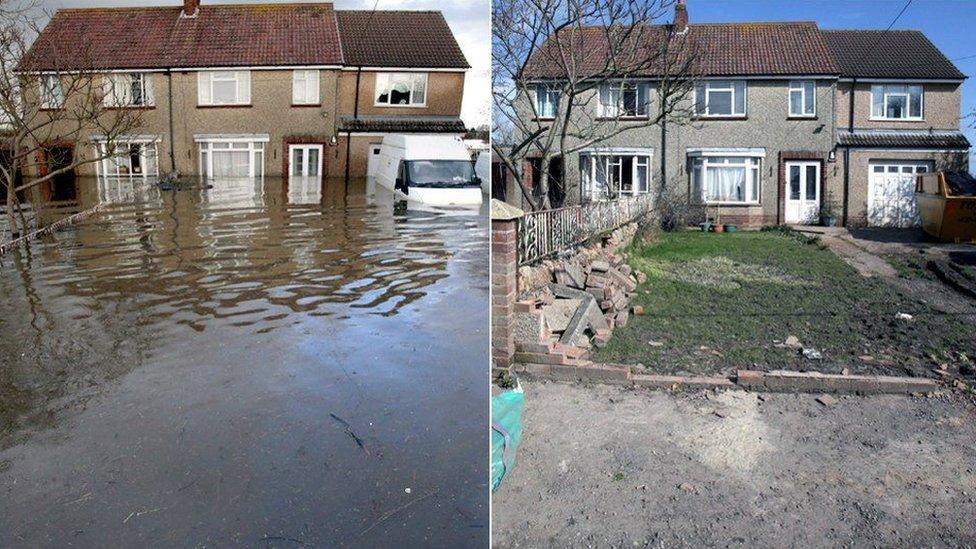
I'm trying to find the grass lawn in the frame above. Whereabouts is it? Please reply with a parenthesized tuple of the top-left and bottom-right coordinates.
(594, 229, 976, 377)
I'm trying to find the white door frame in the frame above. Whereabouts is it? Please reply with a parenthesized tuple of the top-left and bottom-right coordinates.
(784, 161, 821, 224)
(288, 144, 324, 177)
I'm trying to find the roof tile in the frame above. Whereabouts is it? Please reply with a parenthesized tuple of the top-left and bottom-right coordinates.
(335, 11, 468, 68)
(822, 30, 964, 80)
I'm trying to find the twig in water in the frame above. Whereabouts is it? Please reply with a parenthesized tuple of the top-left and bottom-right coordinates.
(329, 413, 370, 456)
(359, 489, 439, 537)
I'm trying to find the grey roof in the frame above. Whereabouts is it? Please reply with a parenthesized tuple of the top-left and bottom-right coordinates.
(338, 115, 466, 133)
(837, 130, 970, 149)
(822, 30, 965, 79)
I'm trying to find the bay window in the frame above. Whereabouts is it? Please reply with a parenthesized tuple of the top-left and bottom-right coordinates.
(292, 70, 320, 105)
(198, 71, 251, 106)
(788, 80, 815, 117)
(598, 82, 650, 118)
(534, 84, 559, 118)
(39, 75, 64, 109)
(93, 137, 159, 178)
(871, 84, 922, 120)
(196, 136, 268, 178)
(580, 150, 651, 200)
(690, 155, 761, 204)
(104, 73, 154, 107)
(374, 72, 427, 106)
(694, 80, 746, 117)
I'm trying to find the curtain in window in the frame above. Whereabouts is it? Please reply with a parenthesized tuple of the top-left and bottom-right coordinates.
(212, 150, 250, 177)
(705, 165, 746, 202)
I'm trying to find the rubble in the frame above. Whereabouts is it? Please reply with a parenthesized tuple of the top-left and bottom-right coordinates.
(512, 225, 645, 367)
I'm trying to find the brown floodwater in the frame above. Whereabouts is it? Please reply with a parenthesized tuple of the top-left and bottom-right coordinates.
(0, 176, 488, 546)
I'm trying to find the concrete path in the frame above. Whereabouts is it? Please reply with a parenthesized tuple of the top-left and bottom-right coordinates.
(493, 381, 976, 548)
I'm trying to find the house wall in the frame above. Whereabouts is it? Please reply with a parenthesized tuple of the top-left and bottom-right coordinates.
(336, 70, 465, 116)
(836, 82, 962, 131)
(535, 79, 837, 226)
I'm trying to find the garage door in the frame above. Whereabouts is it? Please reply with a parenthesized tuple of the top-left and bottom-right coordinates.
(868, 162, 932, 227)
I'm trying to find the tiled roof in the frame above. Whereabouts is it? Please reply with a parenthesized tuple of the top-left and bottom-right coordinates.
(523, 22, 838, 78)
(823, 30, 965, 80)
(338, 115, 466, 133)
(335, 11, 468, 68)
(837, 131, 970, 149)
(22, 3, 343, 70)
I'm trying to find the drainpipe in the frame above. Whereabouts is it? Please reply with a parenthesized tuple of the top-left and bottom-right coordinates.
(344, 66, 363, 185)
(167, 70, 176, 174)
(842, 78, 855, 226)
(660, 117, 667, 195)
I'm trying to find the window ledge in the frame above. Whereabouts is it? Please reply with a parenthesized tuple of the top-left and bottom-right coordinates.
(787, 115, 817, 120)
(595, 116, 650, 121)
(700, 201, 761, 207)
(868, 117, 924, 122)
(374, 103, 428, 108)
(693, 116, 748, 121)
(197, 104, 253, 109)
(291, 103, 322, 108)
(105, 106, 156, 111)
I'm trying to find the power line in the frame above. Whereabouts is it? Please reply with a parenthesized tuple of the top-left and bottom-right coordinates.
(847, 0, 913, 70)
(951, 54, 976, 62)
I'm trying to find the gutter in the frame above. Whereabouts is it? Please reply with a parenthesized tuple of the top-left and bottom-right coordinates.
(167, 70, 176, 173)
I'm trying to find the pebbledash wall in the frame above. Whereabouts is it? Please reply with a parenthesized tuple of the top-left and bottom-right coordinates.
(535, 79, 837, 227)
(62, 68, 465, 179)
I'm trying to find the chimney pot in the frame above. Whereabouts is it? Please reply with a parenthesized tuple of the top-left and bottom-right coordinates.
(182, 0, 199, 17)
(673, 0, 688, 34)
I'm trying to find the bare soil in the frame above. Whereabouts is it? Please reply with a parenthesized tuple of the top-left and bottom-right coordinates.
(492, 381, 976, 548)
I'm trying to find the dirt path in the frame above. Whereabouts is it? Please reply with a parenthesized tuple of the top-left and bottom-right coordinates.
(493, 381, 976, 548)
(799, 226, 976, 323)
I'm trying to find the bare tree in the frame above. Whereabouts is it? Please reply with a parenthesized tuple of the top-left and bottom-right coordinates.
(0, 0, 147, 240)
(492, 0, 699, 210)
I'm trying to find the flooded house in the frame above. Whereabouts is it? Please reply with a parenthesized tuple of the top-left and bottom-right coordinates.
(18, 0, 469, 181)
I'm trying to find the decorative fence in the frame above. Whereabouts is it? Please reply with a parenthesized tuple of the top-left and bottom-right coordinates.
(516, 194, 654, 265)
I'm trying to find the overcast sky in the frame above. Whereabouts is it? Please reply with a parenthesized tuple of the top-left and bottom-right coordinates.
(43, 0, 491, 128)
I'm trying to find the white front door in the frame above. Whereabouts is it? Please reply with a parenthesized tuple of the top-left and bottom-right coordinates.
(868, 162, 931, 227)
(785, 161, 821, 224)
(289, 144, 323, 177)
(366, 145, 383, 178)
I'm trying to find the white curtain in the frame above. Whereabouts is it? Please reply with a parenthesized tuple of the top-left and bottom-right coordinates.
(212, 150, 250, 177)
(706, 166, 745, 202)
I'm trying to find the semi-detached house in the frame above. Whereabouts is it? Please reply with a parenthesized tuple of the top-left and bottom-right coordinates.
(515, 0, 969, 228)
(20, 0, 469, 180)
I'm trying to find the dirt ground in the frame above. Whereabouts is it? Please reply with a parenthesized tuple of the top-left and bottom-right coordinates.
(492, 381, 976, 548)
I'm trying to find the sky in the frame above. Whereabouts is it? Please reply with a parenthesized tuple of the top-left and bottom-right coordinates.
(677, 0, 976, 166)
(44, 0, 491, 128)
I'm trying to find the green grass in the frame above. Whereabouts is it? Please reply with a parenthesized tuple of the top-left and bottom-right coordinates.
(595, 230, 975, 377)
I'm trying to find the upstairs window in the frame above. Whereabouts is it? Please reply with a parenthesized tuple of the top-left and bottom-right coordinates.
(374, 73, 427, 106)
(788, 80, 815, 117)
(198, 71, 251, 106)
(694, 80, 746, 117)
(103, 73, 154, 107)
(534, 84, 559, 118)
(292, 70, 320, 105)
(598, 82, 650, 118)
(39, 75, 64, 109)
(871, 84, 922, 120)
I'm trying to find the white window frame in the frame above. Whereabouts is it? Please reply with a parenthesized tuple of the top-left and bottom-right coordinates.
(788, 80, 816, 118)
(196, 137, 267, 179)
(690, 155, 762, 205)
(533, 84, 559, 118)
(92, 137, 160, 179)
(374, 72, 427, 107)
(870, 84, 923, 121)
(103, 73, 154, 107)
(197, 70, 251, 106)
(598, 82, 650, 118)
(39, 74, 64, 109)
(693, 80, 747, 118)
(292, 69, 320, 105)
(579, 149, 653, 201)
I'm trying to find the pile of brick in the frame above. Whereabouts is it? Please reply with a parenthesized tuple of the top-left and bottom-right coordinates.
(568, 255, 646, 332)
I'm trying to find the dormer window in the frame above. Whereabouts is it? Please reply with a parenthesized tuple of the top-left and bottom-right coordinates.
(694, 80, 746, 117)
(871, 84, 922, 120)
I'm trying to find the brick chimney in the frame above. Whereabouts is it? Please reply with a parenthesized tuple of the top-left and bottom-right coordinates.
(182, 0, 199, 18)
(673, 0, 688, 34)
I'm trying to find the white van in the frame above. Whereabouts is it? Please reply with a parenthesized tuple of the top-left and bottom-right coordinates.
(375, 135, 483, 206)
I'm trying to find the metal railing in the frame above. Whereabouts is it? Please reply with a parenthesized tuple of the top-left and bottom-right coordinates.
(517, 193, 654, 265)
